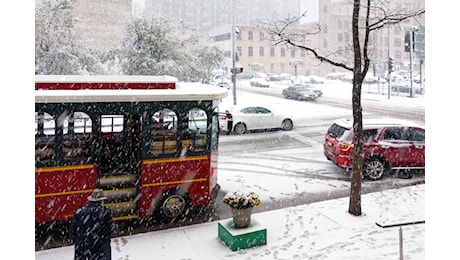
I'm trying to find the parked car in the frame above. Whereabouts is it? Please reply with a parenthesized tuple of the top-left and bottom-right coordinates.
(250, 77, 270, 88)
(323, 117, 425, 180)
(391, 80, 423, 94)
(363, 75, 387, 84)
(299, 75, 326, 84)
(282, 84, 319, 101)
(219, 105, 293, 135)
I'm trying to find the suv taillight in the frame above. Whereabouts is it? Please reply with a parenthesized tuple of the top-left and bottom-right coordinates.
(338, 143, 352, 152)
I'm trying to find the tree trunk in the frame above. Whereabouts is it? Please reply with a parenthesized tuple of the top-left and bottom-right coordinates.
(348, 0, 364, 216)
(348, 74, 364, 216)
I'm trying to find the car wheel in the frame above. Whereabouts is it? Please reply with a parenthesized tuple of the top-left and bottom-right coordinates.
(363, 157, 388, 181)
(395, 169, 413, 179)
(158, 188, 190, 221)
(233, 123, 247, 135)
(297, 96, 303, 101)
(281, 119, 293, 131)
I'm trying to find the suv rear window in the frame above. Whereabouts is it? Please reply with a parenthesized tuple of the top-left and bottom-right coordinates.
(327, 123, 349, 139)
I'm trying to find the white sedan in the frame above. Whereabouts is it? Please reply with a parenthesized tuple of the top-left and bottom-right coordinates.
(220, 105, 294, 135)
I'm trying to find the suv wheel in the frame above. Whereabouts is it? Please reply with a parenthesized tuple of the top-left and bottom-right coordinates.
(363, 157, 387, 181)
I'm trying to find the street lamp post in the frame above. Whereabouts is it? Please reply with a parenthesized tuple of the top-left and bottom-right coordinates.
(232, 0, 237, 105)
(387, 0, 391, 100)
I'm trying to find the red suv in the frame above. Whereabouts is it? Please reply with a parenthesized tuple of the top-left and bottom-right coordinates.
(323, 117, 425, 180)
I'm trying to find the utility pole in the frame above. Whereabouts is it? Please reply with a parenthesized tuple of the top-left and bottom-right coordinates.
(409, 27, 415, 98)
(231, 0, 237, 105)
(386, 0, 391, 100)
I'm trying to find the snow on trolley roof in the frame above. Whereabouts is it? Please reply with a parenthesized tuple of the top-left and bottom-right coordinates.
(35, 75, 228, 103)
(35, 75, 178, 90)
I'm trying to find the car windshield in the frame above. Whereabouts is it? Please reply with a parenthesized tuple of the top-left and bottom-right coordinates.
(327, 123, 349, 139)
(294, 84, 312, 90)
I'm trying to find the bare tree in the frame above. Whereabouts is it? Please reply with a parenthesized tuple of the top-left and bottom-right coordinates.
(263, 0, 424, 216)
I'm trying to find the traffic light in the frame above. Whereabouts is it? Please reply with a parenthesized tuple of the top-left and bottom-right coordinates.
(231, 67, 243, 74)
(388, 57, 394, 73)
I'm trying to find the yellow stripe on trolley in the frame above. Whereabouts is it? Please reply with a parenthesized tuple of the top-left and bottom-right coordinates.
(35, 189, 93, 198)
(142, 178, 207, 188)
(35, 164, 94, 173)
(142, 155, 208, 165)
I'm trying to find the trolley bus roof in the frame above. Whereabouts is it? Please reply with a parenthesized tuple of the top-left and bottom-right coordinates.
(35, 75, 228, 103)
(35, 75, 179, 90)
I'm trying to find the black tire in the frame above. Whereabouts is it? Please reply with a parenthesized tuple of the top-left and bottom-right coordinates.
(362, 157, 388, 181)
(396, 169, 413, 179)
(233, 123, 247, 135)
(297, 96, 303, 101)
(157, 189, 190, 221)
(281, 119, 293, 131)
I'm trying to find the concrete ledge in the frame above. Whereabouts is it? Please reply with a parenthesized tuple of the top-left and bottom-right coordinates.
(218, 218, 267, 251)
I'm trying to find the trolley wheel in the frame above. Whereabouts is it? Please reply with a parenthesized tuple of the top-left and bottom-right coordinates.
(158, 189, 190, 221)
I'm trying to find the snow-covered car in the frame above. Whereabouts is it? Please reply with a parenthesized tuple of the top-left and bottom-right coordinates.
(219, 105, 293, 134)
(301, 75, 326, 84)
(282, 84, 318, 101)
(250, 77, 270, 88)
(363, 75, 387, 84)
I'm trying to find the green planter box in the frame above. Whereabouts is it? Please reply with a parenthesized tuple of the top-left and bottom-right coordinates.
(218, 218, 267, 251)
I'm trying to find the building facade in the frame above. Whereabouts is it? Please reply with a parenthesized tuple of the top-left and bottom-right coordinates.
(317, 0, 425, 77)
(207, 0, 425, 78)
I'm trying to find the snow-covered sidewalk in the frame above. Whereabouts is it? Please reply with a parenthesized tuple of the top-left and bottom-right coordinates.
(36, 184, 425, 260)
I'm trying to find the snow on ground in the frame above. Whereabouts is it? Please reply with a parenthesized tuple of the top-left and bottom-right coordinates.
(35, 184, 425, 260)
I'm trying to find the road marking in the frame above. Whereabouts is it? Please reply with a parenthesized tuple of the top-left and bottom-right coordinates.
(287, 132, 323, 147)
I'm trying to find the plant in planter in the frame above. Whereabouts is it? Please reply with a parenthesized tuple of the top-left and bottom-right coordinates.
(222, 191, 261, 228)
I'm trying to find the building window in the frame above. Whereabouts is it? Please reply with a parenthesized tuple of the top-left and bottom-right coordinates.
(248, 46, 253, 56)
(259, 31, 265, 41)
(281, 47, 285, 57)
(338, 33, 343, 42)
(259, 47, 264, 57)
(323, 39, 327, 48)
(236, 32, 242, 40)
(248, 31, 253, 41)
(290, 47, 296, 58)
(210, 33, 231, 42)
(237, 46, 242, 57)
(270, 47, 275, 57)
(394, 38, 401, 47)
(301, 49, 306, 57)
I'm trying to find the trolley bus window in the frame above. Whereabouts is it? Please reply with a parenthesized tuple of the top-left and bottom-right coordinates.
(211, 112, 219, 150)
(186, 108, 207, 153)
(151, 109, 178, 155)
(62, 112, 92, 160)
(35, 112, 56, 162)
(101, 115, 124, 133)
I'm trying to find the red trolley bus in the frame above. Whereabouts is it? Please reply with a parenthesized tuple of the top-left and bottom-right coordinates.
(35, 75, 228, 223)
